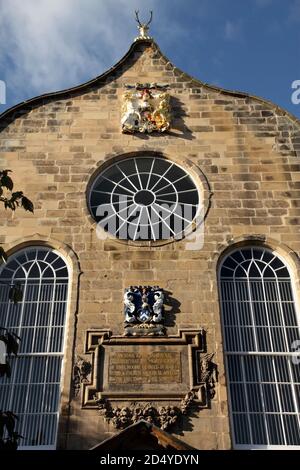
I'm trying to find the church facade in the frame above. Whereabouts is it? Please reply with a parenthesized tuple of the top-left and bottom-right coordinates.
(0, 26, 300, 450)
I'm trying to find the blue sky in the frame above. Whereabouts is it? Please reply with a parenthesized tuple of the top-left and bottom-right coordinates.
(0, 0, 299, 118)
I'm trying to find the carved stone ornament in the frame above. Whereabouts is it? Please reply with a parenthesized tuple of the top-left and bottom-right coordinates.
(82, 329, 218, 431)
(123, 285, 166, 336)
(73, 356, 92, 397)
(121, 84, 171, 134)
(198, 352, 218, 400)
(94, 392, 197, 431)
(134, 10, 153, 41)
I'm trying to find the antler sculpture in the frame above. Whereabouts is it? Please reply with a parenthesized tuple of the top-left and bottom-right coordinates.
(134, 10, 153, 39)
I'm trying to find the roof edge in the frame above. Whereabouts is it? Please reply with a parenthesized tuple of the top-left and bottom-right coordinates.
(0, 38, 299, 129)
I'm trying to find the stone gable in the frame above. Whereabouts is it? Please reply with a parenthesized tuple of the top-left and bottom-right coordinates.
(0, 38, 300, 450)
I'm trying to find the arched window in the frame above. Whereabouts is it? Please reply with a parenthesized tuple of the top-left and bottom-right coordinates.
(219, 246, 300, 449)
(0, 247, 69, 449)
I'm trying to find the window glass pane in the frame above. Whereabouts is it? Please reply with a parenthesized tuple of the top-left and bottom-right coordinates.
(249, 263, 261, 277)
(230, 383, 247, 412)
(241, 249, 252, 261)
(252, 302, 267, 326)
(225, 256, 238, 270)
(261, 250, 275, 263)
(249, 414, 268, 445)
(291, 363, 300, 384)
(262, 384, 280, 412)
(240, 326, 255, 351)
(230, 251, 244, 264)
(236, 265, 248, 278)
(271, 327, 287, 352)
(235, 281, 249, 302)
(283, 415, 300, 445)
(279, 384, 296, 413)
(243, 356, 259, 382)
(246, 383, 264, 412)
(270, 257, 284, 270)
(250, 280, 264, 302)
(274, 356, 292, 382)
(253, 249, 264, 260)
(221, 266, 234, 277)
(268, 303, 282, 327)
(256, 327, 272, 352)
(266, 414, 285, 445)
(239, 302, 252, 326)
(227, 356, 243, 382)
(233, 414, 251, 445)
(259, 356, 276, 382)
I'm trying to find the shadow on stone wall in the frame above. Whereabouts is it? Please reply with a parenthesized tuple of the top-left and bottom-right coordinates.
(163, 289, 181, 327)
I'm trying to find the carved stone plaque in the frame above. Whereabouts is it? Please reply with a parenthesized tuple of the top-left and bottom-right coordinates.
(82, 329, 206, 407)
(108, 351, 181, 385)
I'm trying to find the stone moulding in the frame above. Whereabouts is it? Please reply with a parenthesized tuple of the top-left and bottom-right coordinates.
(81, 329, 217, 411)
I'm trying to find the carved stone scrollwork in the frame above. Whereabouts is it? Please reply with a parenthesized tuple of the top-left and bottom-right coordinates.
(94, 391, 197, 431)
(73, 356, 92, 397)
(199, 353, 218, 400)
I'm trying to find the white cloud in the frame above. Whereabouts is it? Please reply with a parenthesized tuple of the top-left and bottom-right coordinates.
(0, 0, 164, 103)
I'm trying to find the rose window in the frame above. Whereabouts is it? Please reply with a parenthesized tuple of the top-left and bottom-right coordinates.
(88, 157, 199, 241)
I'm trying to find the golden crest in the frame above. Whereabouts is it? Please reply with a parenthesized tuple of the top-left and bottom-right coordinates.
(121, 83, 171, 134)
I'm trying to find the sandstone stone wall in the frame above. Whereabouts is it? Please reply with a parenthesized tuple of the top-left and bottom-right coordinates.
(0, 39, 300, 450)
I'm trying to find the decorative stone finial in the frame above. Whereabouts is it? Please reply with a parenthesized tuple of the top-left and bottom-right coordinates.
(134, 10, 153, 41)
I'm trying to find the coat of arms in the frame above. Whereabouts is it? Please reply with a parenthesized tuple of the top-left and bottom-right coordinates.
(121, 84, 171, 134)
(123, 285, 165, 336)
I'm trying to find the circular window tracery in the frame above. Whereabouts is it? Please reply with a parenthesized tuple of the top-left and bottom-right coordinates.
(88, 157, 200, 241)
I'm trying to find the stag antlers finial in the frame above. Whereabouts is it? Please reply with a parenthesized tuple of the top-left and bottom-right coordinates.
(134, 10, 153, 40)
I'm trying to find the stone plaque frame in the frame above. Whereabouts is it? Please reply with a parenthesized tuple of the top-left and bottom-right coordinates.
(82, 329, 207, 408)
